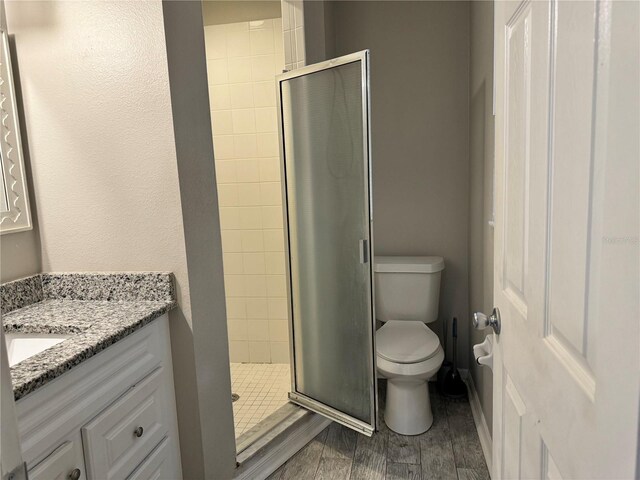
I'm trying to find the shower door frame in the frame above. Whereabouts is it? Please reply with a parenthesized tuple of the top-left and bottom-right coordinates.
(276, 50, 378, 436)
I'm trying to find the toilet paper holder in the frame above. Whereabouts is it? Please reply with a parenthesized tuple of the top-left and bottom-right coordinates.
(473, 335, 493, 371)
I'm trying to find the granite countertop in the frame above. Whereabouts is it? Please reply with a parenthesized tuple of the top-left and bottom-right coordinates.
(2, 273, 177, 400)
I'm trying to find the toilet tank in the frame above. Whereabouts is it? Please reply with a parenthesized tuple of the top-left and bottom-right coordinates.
(374, 256, 445, 323)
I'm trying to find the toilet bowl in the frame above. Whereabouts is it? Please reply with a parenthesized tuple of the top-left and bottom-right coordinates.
(374, 256, 445, 436)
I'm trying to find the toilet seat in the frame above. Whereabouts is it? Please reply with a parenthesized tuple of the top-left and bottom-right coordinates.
(376, 320, 441, 364)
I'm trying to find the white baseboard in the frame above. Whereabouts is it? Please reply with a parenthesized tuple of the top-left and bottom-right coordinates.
(460, 369, 493, 476)
(233, 411, 331, 480)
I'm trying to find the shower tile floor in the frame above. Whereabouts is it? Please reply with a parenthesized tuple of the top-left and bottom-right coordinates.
(231, 363, 291, 437)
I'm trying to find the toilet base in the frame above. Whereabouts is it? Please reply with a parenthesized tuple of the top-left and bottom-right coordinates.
(384, 378, 433, 435)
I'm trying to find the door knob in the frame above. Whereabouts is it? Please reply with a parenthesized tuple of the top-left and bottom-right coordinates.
(68, 468, 81, 480)
(473, 307, 501, 334)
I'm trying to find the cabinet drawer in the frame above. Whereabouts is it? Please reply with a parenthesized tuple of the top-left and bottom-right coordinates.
(29, 438, 86, 480)
(82, 367, 168, 480)
(127, 437, 170, 480)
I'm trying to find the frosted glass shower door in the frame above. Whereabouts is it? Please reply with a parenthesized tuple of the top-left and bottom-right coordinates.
(277, 51, 377, 435)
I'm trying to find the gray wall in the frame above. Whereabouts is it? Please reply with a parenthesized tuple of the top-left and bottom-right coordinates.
(468, 0, 494, 433)
(329, 1, 471, 366)
(162, 2, 236, 477)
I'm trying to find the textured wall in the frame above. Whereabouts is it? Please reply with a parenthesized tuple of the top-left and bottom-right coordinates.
(330, 1, 471, 366)
(3, 1, 237, 477)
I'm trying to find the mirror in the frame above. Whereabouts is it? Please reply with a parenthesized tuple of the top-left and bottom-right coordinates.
(0, 27, 32, 234)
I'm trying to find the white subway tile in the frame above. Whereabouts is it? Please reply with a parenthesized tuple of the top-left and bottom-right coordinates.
(275, 51, 286, 71)
(282, 4, 291, 30)
(247, 320, 270, 341)
(253, 81, 277, 108)
(260, 182, 282, 206)
(239, 207, 263, 229)
(241, 230, 264, 252)
(223, 252, 244, 274)
(274, 23, 284, 55)
(209, 84, 230, 110)
(262, 206, 284, 229)
(245, 275, 267, 297)
(257, 133, 279, 157)
(294, 27, 305, 63)
(211, 110, 233, 135)
(268, 297, 288, 319)
(237, 183, 261, 206)
(232, 109, 256, 134)
(283, 30, 294, 66)
(293, 2, 304, 28)
(226, 297, 247, 318)
(255, 107, 277, 133)
(233, 135, 258, 158)
(250, 27, 275, 55)
(224, 274, 245, 296)
(250, 19, 272, 30)
(246, 297, 269, 318)
(249, 342, 271, 363)
(213, 135, 235, 160)
(217, 184, 239, 207)
(214, 159, 237, 183)
(229, 83, 254, 109)
(226, 30, 251, 57)
(227, 319, 248, 341)
(243, 252, 266, 274)
(221, 230, 243, 252)
(207, 58, 228, 85)
(229, 341, 249, 363)
(268, 320, 289, 342)
(265, 252, 286, 275)
(225, 21, 249, 33)
(266, 274, 287, 297)
(259, 158, 281, 182)
(227, 57, 252, 83)
(236, 159, 261, 183)
(219, 207, 241, 229)
(263, 229, 285, 252)
(270, 342, 290, 363)
(204, 25, 226, 59)
(251, 55, 276, 81)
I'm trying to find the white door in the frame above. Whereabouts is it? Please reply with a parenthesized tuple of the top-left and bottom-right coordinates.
(492, 0, 639, 478)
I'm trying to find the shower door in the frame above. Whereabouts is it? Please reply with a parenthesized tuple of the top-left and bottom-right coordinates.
(277, 50, 377, 435)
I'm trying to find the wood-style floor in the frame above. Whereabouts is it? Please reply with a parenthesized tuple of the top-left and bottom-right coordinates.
(268, 383, 490, 480)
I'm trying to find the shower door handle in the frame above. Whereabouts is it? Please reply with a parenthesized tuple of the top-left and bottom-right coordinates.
(359, 239, 369, 264)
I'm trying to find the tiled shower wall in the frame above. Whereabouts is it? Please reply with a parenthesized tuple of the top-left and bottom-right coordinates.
(204, 19, 289, 364)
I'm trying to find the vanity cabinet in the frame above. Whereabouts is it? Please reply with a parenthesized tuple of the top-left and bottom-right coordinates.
(15, 315, 182, 480)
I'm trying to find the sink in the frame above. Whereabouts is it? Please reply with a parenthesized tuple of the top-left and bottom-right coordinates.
(5, 333, 71, 367)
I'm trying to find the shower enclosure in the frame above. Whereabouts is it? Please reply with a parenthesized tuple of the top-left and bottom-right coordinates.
(278, 50, 378, 435)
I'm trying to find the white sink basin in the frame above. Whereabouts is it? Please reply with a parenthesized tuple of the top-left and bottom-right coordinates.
(5, 333, 71, 367)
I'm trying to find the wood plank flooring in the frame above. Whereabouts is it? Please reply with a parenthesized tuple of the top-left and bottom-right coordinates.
(268, 383, 490, 480)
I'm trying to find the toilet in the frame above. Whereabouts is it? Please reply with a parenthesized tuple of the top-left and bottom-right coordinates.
(374, 256, 445, 435)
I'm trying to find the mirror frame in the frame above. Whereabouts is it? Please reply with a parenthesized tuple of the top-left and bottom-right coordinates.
(1, 27, 32, 234)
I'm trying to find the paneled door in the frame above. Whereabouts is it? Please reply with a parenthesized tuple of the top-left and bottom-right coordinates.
(492, 0, 639, 478)
(277, 51, 377, 435)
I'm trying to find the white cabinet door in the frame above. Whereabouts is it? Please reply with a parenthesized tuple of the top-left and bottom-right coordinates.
(492, 0, 639, 478)
(28, 435, 86, 480)
(81, 368, 168, 480)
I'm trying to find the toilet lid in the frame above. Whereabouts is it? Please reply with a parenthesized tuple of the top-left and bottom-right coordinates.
(376, 321, 441, 364)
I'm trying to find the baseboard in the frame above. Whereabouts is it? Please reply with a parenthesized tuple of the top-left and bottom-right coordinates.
(460, 369, 493, 476)
(233, 410, 331, 480)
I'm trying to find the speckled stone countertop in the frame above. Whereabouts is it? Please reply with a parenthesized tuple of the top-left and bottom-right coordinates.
(2, 273, 176, 400)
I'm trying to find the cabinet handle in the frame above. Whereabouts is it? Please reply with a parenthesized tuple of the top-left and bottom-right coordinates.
(68, 468, 81, 480)
(134, 426, 144, 438)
